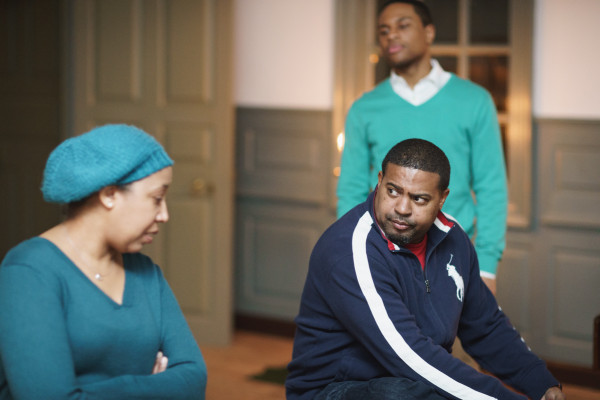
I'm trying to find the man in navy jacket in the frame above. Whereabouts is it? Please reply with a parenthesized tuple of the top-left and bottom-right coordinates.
(286, 139, 564, 400)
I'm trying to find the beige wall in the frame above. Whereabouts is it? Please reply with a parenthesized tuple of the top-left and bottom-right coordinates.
(235, 0, 600, 119)
(234, 0, 335, 109)
(533, 0, 600, 119)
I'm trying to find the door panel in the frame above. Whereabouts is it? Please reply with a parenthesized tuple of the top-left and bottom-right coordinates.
(235, 108, 335, 320)
(69, 0, 233, 345)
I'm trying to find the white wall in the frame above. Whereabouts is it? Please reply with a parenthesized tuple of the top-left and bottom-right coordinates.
(533, 0, 600, 119)
(234, 0, 335, 110)
(235, 0, 600, 119)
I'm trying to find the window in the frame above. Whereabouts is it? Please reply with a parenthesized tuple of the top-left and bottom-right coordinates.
(333, 0, 533, 227)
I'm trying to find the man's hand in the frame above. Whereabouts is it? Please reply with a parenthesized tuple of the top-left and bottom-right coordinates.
(541, 386, 565, 400)
(481, 276, 496, 295)
(152, 351, 169, 374)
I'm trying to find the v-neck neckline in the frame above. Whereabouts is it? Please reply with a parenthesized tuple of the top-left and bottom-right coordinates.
(385, 74, 455, 108)
(37, 237, 130, 307)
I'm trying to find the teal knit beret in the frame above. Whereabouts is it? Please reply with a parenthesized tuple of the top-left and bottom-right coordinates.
(42, 124, 174, 204)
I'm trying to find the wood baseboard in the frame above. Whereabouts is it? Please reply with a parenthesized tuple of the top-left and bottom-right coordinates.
(546, 361, 600, 389)
(235, 313, 296, 338)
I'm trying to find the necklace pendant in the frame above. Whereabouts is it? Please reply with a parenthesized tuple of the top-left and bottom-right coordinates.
(94, 273, 102, 281)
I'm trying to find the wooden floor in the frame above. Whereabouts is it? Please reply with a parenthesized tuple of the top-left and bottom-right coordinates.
(202, 330, 600, 400)
(202, 330, 291, 400)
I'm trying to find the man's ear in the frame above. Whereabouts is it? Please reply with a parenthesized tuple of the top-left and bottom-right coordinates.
(425, 24, 435, 45)
(98, 186, 118, 210)
(439, 188, 450, 209)
(377, 170, 384, 187)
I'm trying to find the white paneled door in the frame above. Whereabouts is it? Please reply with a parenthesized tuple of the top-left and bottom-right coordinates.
(68, 0, 234, 345)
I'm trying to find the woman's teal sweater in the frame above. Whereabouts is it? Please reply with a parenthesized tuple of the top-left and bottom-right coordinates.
(0, 238, 206, 399)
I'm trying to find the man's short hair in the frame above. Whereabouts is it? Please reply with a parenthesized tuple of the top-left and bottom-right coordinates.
(381, 138, 450, 191)
(378, 0, 433, 27)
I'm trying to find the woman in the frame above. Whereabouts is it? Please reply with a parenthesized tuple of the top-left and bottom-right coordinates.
(0, 124, 207, 399)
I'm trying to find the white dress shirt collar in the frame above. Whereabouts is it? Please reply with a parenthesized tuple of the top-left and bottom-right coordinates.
(389, 59, 451, 106)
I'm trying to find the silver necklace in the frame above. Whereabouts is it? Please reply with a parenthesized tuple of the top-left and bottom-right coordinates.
(63, 226, 111, 281)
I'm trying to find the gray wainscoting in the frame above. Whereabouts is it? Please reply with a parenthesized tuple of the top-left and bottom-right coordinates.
(497, 119, 600, 367)
(235, 107, 335, 320)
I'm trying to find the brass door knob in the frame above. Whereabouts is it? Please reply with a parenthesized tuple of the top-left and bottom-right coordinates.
(191, 178, 214, 197)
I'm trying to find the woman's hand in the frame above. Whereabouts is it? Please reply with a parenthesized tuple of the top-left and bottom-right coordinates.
(152, 351, 169, 374)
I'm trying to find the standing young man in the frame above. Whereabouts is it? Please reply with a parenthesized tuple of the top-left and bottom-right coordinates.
(336, 0, 507, 293)
(287, 139, 563, 400)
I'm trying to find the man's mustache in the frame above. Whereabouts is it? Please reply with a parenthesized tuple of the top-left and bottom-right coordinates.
(386, 215, 415, 227)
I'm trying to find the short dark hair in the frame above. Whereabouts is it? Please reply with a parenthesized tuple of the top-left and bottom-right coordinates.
(381, 138, 450, 191)
(378, 0, 433, 27)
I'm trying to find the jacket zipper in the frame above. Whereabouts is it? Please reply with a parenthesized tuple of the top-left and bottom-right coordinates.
(423, 257, 431, 293)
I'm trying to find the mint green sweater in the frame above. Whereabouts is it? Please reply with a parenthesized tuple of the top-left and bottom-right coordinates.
(337, 75, 507, 275)
(0, 238, 206, 399)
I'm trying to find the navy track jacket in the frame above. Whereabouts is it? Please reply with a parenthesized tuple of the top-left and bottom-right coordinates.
(286, 191, 558, 400)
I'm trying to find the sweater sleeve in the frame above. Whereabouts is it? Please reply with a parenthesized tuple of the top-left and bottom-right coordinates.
(457, 247, 559, 400)
(336, 102, 372, 218)
(324, 254, 526, 400)
(0, 261, 206, 400)
(469, 91, 508, 276)
(0, 263, 81, 400)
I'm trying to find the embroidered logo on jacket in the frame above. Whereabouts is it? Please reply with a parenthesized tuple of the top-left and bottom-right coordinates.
(446, 254, 464, 302)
